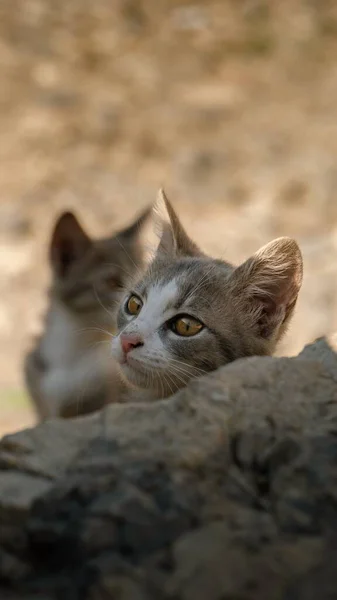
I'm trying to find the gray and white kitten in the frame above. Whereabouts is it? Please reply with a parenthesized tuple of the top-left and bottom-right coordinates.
(112, 189, 303, 400)
(24, 206, 150, 419)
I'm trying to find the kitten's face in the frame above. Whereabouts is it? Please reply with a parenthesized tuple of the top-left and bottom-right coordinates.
(112, 190, 303, 398)
(50, 208, 150, 324)
(112, 258, 241, 395)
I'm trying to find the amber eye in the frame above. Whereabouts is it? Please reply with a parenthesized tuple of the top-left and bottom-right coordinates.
(126, 294, 143, 316)
(170, 316, 203, 337)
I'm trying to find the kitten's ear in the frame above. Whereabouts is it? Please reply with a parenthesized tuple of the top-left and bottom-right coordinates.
(232, 237, 303, 341)
(50, 212, 92, 278)
(154, 188, 202, 258)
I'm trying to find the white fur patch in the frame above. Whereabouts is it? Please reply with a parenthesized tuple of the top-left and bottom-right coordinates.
(41, 302, 80, 366)
(41, 347, 110, 416)
(136, 279, 178, 335)
(111, 278, 179, 369)
(39, 300, 114, 415)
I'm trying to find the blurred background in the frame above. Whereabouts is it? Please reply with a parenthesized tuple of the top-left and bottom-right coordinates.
(1, 0, 337, 436)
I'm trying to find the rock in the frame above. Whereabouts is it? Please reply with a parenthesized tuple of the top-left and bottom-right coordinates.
(0, 336, 337, 598)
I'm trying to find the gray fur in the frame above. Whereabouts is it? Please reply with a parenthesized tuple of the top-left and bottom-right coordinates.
(24, 206, 150, 419)
(51, 208, 150, 315)
(112, 189, 303, 399)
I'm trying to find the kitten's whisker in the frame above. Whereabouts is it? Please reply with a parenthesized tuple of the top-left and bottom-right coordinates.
(168, 357, 208, 376)
(169, 365, 207, 379)
(167, 362, 207, 387)
(166, 371, 179, 396)
(75, 327, 115, 338)
(169, 358, 206, 373)
(115, 236, 143, 278)
(93, 285, 116, 320)
(104, 262, 137, 281)
(166, 367, 190, 388)
(168, 366, 193, 384)
(159, 368, 165, 399)
(144, 364, 156, 393)
(87, 340, 111, 352)
(112, 322, 131, 338)
(162, 371, 175, 397)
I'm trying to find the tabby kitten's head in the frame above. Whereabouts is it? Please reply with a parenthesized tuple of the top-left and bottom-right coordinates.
(50, 207, 150, 322)
(111, 190, 303, 397)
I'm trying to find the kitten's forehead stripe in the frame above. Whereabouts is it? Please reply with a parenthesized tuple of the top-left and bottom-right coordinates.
(138, 257, 234, 312)
(132, 279, 179, 334)
(170, 260, 232, 312)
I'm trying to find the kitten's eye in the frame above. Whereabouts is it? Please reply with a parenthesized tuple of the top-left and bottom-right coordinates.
(170, 316, 203, 337)
(126, 294, 143, 316)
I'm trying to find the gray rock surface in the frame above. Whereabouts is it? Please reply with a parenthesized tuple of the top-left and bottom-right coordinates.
(1, 335, 337, 599)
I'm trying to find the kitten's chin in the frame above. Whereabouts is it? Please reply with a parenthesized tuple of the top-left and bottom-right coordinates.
(120, 361, 151, 389)
(119, 360, 176, 399)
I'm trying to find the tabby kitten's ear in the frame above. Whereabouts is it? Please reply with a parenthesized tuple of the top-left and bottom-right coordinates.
(232, 237, 303, 341)
(118, 205, 152, 242)
(50, 212, 92, 278)
(154, 188, 203, 258)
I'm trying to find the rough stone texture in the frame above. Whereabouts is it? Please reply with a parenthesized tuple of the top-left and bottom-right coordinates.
(1, 335, 337, 599)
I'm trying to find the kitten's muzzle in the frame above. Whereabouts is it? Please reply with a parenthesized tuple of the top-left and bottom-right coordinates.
(120, 333, 144, 356)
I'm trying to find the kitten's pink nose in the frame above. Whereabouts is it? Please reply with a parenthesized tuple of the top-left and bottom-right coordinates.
(120, 333, 143, 355)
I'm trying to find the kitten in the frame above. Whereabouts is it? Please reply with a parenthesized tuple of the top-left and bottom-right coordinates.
(24, 206, 150, 419)
(112, 189, 303, 400)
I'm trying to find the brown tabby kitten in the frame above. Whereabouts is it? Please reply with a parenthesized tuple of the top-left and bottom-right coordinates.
(112, 190, 303, 400)
(24, 207, 150, 419)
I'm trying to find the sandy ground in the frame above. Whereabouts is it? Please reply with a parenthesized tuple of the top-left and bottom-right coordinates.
(1, 0, 337, 436)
